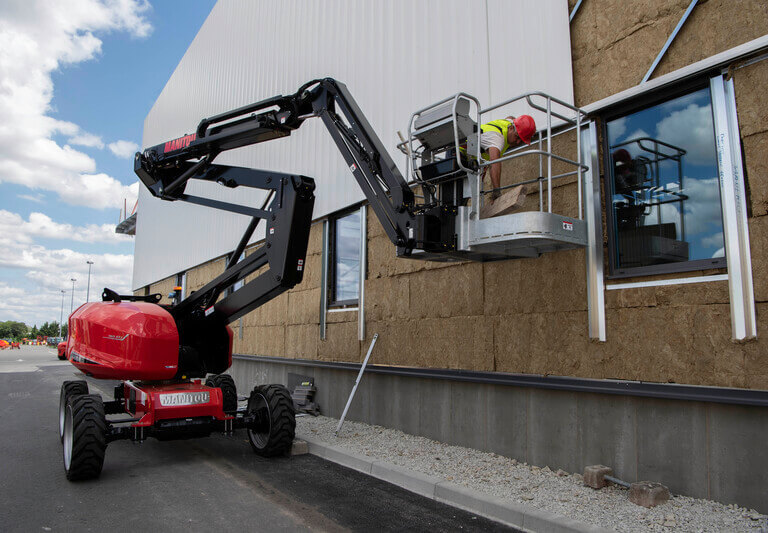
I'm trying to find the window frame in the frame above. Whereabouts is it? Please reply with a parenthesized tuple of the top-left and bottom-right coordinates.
(601, 77, 728, 279)
(327, 207, 364, 308)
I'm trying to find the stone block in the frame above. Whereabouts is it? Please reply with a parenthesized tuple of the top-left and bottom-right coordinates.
(628, 481, 670, 508)
(583, 465, 613, 489)
(408, 262, 484, 319)
(306, 221, 323, 255)
(367, 235, 427, 278)
(750, 216, 768, 301)
(287, 288, 320, 325)
(743, 134, 768, 218)
(150, 277, 176, 305)
(243, 291, 288, 327)
(655, 0, 768, 79)
(301, 253, 322, 289)
(364, 276, 409, 322)
(367, 205, 386, 239)
(242, 325, 285, 357)
(290, 439, 308, 456)
(318, 321, 358, 362)
(284, 324, 318, 359)
(483, 260, 523, 316)
(735, 61, 768, 138)
(326, 308, 357, 324)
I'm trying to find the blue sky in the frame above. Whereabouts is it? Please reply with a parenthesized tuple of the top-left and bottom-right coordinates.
(0, 0, 215, 328)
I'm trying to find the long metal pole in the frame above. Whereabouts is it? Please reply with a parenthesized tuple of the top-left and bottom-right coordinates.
(59, 290, 65, 337)
(335, 333, 378, 436)
(86, 261, 93, 302)
(70, 278, 76, 314)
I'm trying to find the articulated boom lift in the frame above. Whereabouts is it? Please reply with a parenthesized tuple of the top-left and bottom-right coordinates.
(59, 78, 588, 481)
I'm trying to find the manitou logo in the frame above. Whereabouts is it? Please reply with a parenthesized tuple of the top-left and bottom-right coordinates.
(164, 133, 197, 152)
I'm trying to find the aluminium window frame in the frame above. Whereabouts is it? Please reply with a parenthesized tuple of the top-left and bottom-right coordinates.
(327, 205, 365, 308)
(600, 76, 728, 279)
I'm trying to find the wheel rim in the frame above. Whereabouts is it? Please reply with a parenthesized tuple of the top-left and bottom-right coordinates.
(59, 390, 66, 439)
(63, 404, 73, 471)
(247, 392, 271, 449)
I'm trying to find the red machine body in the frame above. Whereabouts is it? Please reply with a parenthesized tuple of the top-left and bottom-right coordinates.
(123, 381, 228, 427)
(67, 301, 180, 380)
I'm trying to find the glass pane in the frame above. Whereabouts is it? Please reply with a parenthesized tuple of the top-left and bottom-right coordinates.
(334, 211, 361, 302)
(607, 88, 725, 271)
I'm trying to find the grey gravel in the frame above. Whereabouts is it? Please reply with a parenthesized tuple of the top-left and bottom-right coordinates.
(297, 415, 768, 533)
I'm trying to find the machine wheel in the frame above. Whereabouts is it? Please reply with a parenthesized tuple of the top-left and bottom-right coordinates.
(63, 394, 106, 481)
(59, 380, 88, 441)
(246, 384, 295, 457)
(205, 374, 238, 414)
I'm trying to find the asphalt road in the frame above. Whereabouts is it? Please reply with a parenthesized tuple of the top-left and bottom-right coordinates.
(0, 345, 515, 532)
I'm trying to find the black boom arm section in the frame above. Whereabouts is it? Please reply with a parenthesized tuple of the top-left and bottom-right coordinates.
(134, 78, 447, 330)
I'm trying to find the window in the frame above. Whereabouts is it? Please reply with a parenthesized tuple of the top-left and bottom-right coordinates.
(329, 210, 362, 306)
(605, 86, 726, 277)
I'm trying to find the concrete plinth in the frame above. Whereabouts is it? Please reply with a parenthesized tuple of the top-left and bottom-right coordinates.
(583, 465, 613, 489)
(629, 481, 670, 508)
(291, 439, 309, 456)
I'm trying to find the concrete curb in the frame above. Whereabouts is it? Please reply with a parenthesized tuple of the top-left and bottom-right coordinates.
(298, 431, 610, 533)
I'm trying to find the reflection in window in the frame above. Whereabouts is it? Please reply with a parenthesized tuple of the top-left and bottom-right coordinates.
(606, 87, 725, 275)
(331, 211, 361, 305)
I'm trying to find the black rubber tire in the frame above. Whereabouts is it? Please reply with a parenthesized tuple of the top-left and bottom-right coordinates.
(57, 353, 66, 361)
(205, 374, 238, 414)
(247, 384, 295, 457)
(59, 380, 88, 441)
(63, 394, 107, 481)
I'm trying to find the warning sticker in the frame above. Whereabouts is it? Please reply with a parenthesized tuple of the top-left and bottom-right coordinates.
(350, 163, 357, 172)
(562, 221, 573, 231)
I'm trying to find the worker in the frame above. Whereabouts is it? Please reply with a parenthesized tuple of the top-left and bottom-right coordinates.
(478, 115, 536, 203)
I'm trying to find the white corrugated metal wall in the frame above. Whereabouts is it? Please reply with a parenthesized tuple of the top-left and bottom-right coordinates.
(133, 0, 574, 289)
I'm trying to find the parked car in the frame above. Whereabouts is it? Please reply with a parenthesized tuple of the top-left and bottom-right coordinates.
(57, 340, 67, 360)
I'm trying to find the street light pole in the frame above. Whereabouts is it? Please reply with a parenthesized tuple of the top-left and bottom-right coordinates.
(86, 260, 94, 302)
(59, 289, 66, 337)
(70, 278, 76, 314)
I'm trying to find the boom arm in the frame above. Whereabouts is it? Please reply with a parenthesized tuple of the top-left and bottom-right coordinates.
(134, 79, 450, 331)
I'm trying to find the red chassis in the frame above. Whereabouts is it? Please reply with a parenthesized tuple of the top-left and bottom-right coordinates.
(59, 298, 295, 481)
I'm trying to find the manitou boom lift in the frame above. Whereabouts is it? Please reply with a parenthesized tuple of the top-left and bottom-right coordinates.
(59, 78, 588, 480)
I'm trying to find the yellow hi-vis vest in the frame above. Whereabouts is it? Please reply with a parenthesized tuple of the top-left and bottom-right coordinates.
(460, 119, 512, 161)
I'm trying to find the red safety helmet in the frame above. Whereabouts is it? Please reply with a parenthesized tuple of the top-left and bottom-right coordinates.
(512, 115, 536, 145)
(612, 148, 631, 167)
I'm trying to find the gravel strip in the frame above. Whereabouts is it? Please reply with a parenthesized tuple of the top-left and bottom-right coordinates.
(296, 415, 767, 532)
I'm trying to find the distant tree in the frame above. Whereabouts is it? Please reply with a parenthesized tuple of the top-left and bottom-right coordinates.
(9, 321, 28, 339)
(61, 324, 68, 338)
(0, 321, 28, 340)
(30, 325, 39, 337)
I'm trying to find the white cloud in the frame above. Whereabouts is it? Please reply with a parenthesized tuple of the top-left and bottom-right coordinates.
(701, 231, 724, 249)
(655, 103, 717, 166)
(69, 132, 104, 149)
(0, 0, 151, 209)
(108, 139, 140, 158)
(17, 193, 45, 203)
(0, 209, 133, 246)
(0, 247, 133, 327)
(608, 116, 627, 141)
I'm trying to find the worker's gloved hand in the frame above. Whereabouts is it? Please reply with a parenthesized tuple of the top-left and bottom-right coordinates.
(490, 189, 501, 204)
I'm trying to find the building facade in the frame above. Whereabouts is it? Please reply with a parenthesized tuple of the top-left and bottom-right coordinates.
(134, 0, 768, 512)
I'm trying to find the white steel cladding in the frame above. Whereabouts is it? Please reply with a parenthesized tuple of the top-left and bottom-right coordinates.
(133, 0, 574, 290)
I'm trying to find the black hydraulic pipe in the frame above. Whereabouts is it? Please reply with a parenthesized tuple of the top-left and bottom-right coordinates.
(163, 154, 213, 197)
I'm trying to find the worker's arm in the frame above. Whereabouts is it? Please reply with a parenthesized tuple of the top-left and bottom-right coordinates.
(487, 147, 502, 202)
